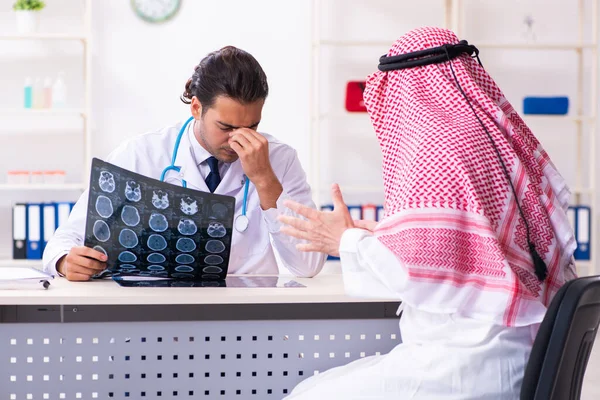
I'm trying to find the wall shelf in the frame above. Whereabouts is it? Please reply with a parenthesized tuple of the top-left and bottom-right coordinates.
(0, 33, 87, 41)
(316, 112, 594, 123)
(0, 184, 86, 191)
(0, 108, 86, 117)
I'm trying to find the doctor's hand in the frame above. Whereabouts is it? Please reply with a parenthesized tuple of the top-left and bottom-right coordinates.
(57, 246, 107, 281)
(229, 128, 283, 210)
(229, 128, 275, 184)
(278, 184, 354, 257)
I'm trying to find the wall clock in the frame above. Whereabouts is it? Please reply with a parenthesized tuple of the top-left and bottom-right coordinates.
(131, 0, 181, 23)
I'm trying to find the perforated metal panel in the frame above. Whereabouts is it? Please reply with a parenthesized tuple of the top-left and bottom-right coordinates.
(1, 319, 400, 399)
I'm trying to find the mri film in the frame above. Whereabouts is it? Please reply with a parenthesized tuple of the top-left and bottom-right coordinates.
(121, 205, 141, 227)
(84, 158, 235, 281)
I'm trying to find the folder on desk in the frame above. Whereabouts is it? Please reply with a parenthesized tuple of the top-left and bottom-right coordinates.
(0, 267, 52, 290)
(12, 203, 27, 259)
(26, 203, 43, 260)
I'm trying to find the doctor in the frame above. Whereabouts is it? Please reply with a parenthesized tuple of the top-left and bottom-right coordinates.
(43, 45, 326, 281)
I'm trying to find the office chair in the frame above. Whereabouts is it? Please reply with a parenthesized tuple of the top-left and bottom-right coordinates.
(521, 275, 600, 400)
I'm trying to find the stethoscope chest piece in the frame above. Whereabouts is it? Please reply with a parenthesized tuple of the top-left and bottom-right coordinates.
(234, 214, 249, 233)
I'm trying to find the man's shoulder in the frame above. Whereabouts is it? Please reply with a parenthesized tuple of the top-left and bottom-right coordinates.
(112, 122, 182, 156)
(261, 132, 297, 158)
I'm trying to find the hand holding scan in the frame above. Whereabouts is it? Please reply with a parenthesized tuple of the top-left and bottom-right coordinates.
(57, 246, 107, 281)
(278, 184, 354, 257)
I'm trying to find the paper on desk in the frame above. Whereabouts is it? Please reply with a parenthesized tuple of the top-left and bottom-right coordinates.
(0, 267, 53, 281)
(0, 267, 52, 290)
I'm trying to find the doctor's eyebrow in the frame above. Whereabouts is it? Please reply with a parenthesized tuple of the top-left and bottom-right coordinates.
(217, 121, 260, 130)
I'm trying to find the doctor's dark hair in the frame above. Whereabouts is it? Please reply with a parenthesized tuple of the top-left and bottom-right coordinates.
(181, 46, 269, 113)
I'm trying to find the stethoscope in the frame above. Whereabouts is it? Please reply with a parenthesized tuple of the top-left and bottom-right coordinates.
(160, 116, 250, 232)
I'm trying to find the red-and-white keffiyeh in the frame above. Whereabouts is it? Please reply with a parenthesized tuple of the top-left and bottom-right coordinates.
(364, 27, 577, 327)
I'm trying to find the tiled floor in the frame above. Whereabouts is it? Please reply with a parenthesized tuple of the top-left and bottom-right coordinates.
(581, 336, 600, 399)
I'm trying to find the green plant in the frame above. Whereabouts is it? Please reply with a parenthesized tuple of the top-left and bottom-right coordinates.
(13, 0, 45, 11)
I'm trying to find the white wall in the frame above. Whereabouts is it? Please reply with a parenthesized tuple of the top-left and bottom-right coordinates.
(0, 0, 597, 260)
(0, 0, 313, 258)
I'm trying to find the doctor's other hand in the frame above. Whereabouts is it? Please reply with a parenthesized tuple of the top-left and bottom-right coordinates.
(278, 184, 354, 257)
(228, 128, 276, 185)
(56, 246, 107, 281)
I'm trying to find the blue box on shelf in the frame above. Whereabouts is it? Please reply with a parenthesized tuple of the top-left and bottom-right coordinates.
(523, 96, 569, 115)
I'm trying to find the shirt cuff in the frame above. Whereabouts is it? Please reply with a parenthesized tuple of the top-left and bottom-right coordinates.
(339, 228, 371, 254)
(261, 190, 291, 233)
(46, 251, 68, 277)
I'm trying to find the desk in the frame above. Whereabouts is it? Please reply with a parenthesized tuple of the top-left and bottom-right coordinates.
(0, 274, 400, 400)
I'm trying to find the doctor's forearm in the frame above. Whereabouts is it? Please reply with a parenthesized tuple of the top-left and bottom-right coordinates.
(254, 174, 283, 210)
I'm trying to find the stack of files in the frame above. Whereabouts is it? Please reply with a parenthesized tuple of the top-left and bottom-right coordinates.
(0, 267, 52, 290)
(12, 202, 75, 260)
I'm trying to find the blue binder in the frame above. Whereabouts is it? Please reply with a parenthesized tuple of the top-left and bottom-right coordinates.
(573, 206, 591, 260)
(26, 203, 43, 259)
(376, 205, 385, 221)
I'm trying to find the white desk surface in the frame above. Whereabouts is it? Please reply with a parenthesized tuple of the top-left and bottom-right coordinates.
(0, 274, 396, 306)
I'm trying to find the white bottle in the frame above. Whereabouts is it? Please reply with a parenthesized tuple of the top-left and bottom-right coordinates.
(52, 72, 67, 108)
(33, 78, 43, 109)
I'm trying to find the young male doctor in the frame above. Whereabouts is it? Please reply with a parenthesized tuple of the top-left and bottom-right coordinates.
(43, 45, 326, 281)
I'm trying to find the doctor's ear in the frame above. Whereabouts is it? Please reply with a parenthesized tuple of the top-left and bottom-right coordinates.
(190, 97, 203, 119)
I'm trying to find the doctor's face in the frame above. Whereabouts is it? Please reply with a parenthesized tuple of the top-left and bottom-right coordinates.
(191, 96, 264, 163)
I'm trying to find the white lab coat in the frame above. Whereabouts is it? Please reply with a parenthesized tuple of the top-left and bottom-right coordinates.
(285, 229, 536, 400)
(42, 120, 326, 277)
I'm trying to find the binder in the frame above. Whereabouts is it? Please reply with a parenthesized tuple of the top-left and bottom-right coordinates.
(574, 206, 591, 260)
(347, 205, 362, 221)
(42, 203, 57, 252)
(376, 205, 385, 221)
(566, 207, 576, 232)
(362, 204, 377, 221)
(55, 202, 73, 229)
(12, 203, 27, 259)
(320, 204, 334, 213)
(26, 203, 43, 260)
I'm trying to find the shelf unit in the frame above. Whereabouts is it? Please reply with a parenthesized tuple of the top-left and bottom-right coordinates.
(0, 33, 87, 41)
(0, 108, 86, 117)
(309, 0, 457, 207)
(309, 0, 598, 276)
(0, 0, 92, 264)
(454, 0, 598, 277)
